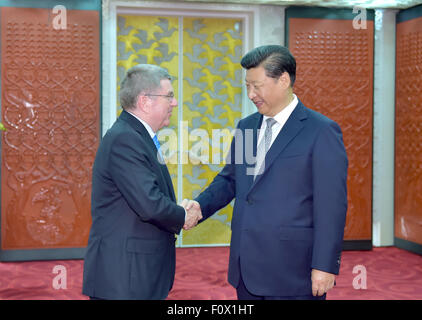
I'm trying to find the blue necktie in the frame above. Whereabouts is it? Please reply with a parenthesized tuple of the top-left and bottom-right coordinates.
(153, 135, 163, 160)
(153, 135, 160, 149)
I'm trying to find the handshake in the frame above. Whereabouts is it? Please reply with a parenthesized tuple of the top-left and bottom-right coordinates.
(180, 199, 202, 230)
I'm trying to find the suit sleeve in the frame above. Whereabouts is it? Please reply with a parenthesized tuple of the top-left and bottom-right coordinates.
(311, 121, 348, 275)
(109, 132, 185, 234)
(195, 125, 240, 220)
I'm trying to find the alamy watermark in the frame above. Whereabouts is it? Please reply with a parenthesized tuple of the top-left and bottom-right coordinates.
(52, 265, 67, 290)
(352, 6, 367, 30)
(52, 5, 67, 30)
(49, 263, 367, 291)
(155, 124, 267, 176)
(352, 264, 368, 290)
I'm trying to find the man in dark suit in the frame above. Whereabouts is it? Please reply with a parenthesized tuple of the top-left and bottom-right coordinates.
(185, 45, 348, 300)
(82, 64, 201, 300)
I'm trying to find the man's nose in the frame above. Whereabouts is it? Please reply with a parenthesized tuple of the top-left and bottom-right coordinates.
(171, 97, 178, 108)
(247, 88, 256, 100)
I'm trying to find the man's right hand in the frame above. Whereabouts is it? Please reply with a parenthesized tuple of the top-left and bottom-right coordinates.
(180, 199, 202, 230)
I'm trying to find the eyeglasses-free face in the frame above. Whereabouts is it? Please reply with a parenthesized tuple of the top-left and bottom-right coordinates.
(245, 66, 291, 117)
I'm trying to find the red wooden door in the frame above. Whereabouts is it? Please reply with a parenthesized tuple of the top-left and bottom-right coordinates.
(0, 7, 100, 260)
(395, 6, 422, 253)
(286, 7, 374, 249)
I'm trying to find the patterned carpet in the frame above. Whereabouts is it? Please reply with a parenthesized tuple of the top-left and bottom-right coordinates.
(0, 246, 421, 300)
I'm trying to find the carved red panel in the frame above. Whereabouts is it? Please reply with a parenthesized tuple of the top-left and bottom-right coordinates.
(289, 18, 374, 240)
(395, 16, 422, 246)
(1, 8, 100, 250)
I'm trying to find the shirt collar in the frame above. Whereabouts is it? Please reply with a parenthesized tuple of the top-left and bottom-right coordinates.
(126, 111, 155, 139)
(263, 94, 298, 125)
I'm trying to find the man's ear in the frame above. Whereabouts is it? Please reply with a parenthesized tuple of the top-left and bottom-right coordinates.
(279, 72, 291, 90)
(136, 94, 149, 113)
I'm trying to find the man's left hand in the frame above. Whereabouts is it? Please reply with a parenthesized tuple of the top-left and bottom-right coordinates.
(311, 269, 336, 296)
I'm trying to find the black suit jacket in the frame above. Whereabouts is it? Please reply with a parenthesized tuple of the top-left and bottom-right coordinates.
(82, 110, 185, 300)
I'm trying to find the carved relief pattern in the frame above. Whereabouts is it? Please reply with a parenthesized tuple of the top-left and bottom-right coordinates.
(395, 17, 422, 245)
(1, 8, 100, 249)
(289, 19, 374, 240)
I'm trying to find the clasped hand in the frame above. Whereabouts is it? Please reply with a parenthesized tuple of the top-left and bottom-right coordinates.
(180, 199, 202, 230)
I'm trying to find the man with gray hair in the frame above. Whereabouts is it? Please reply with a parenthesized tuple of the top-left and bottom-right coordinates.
(83, 64, 201, 300)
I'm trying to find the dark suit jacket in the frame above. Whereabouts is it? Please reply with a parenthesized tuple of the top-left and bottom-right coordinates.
(196, 100, 348, 297)
(82, 110, 185, 300)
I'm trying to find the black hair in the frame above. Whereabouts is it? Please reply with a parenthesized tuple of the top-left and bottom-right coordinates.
(240, 45, 296, 86)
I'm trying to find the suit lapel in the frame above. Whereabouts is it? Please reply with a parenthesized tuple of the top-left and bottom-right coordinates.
(246, 114, 263, 190)
(120, 110, 156, 150)
(161, 162, 176, 201)
(248, 101, 307, 191)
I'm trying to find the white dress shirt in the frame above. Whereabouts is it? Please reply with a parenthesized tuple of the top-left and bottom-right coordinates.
(257, 94, 299, 149)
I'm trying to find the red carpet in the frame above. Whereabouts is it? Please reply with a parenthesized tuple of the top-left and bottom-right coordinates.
(0, 246, 421, 300)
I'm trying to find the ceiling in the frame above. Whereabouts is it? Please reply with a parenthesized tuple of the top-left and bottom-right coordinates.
(164, 0, 422, 9)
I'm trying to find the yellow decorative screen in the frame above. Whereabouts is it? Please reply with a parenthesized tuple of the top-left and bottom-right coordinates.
(117, 15, 243, 246)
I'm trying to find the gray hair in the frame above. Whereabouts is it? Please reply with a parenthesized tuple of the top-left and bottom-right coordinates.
(119, 64, 171, 110)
